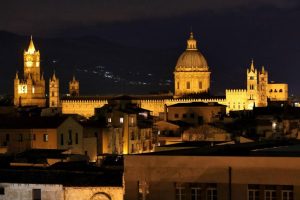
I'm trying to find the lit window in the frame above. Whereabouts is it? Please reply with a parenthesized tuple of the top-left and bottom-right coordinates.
(43, 134, 48, 142)
(18, 85, 27, 94)
(120, 117, 124, 123)
(32, 87, 35, 94)
(108, 117, 112, 123)
(130, 117, 134, 124)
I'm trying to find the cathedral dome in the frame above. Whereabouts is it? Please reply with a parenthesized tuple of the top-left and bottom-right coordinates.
(175, 32, 209, 72)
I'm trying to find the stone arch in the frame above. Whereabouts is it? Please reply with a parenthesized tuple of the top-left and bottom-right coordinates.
(90, 192, 112, 200)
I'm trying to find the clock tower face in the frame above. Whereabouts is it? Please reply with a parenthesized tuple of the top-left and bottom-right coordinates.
(18, 85, 27, 94)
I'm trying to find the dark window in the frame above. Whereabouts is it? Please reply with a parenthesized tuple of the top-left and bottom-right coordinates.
(183, 114, 187, 118)
(190, 113, 195, 118)
(68, 130, 72, 145)
(274, 89, 277, 92)
(52, 92, 54, 97)
(177, 82, 180, 89)
(0, 187, 4, 195)
(174, 114, 179, 118)
(250, 76, 254, 80)
(32, 189, 41, 200)
(43, 134, 48, 142)
(186, 82, 190, 89)
(279, 89, 283, 92)
(198, 81, 202, 89)
(32, 134, 36, 141)
(60, 134, 64, 145)
(75, 133, 79, 144)
(5, 134, 9, 142)
(270, 89, 273, 92)
(19, 134, 23, 142)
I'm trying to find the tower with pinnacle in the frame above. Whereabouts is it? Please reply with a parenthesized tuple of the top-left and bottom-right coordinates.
(49, 72, 60, 107)
(69, 76, 79, 96)
(14, 36, 46, 107)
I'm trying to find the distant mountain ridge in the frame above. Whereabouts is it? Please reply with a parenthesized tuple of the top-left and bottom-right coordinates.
(0, 31, 179, 95)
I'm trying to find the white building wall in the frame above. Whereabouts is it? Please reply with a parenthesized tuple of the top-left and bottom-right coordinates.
(0, 183, 63, 200)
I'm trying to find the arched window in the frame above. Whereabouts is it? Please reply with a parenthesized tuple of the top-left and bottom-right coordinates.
(269, 89, 273, 92)
(90, 192, 111, 200)
(279, 89, 283, 92)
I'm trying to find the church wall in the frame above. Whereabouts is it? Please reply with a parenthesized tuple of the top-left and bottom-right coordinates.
(174, 71, 210, 97)
(267, 83, 288, 101)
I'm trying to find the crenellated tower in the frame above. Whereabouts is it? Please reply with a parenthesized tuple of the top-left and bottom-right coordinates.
(69, 76, 79, 96)
(49, 72, 60, 107)
(14, 36, 46, 107)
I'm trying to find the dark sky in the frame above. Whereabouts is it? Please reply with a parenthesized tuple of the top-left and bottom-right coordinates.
(1, 0, 300, 95)
(1, 0, 298, 36)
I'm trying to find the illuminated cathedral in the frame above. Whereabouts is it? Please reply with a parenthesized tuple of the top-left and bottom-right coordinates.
(14, 34, 288, 117)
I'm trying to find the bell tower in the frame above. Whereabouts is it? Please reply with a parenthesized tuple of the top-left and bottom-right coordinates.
(246, 59, 258, 109)
(24, 36, 41, 82)
(49, 72, 60, 107)
(14, 36, 46, 107)
(69, 76, 79, 96)
(257, 66, 268, 107)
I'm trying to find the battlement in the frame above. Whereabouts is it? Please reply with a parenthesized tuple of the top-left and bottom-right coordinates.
(226, 89, 247, 94)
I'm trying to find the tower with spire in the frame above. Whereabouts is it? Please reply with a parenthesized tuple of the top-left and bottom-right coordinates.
(49, 71, 60, 107)
(246, 59, 258, 108)
(14, 36, 46, 107)
(69, 75, 79, 96)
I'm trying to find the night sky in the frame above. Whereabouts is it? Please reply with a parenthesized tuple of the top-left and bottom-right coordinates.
(1, 0, 300, 96)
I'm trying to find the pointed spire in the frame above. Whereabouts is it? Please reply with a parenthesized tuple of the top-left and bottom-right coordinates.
(52, 71, 56, 81)
(250, 59, 255, 71)
(41, 72, 44, 80)
(261, 66, 265, 74)
(72, 75, 76, 81)
(27, 35, 36, 54)
(186, 32, 197, 50)
(28, 73, 32, 80)
(15, 71, 18, 79)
